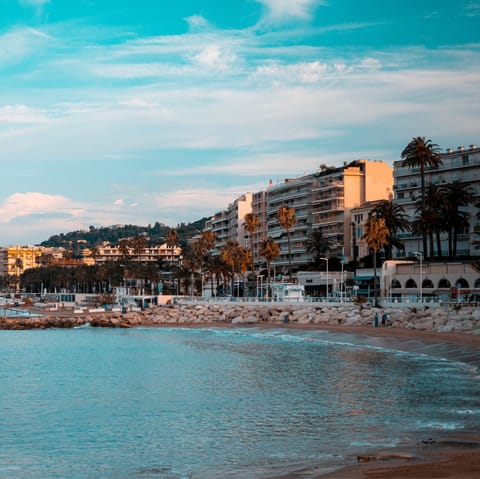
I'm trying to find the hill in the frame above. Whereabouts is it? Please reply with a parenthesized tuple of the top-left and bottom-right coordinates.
(40, 218, 208, 251)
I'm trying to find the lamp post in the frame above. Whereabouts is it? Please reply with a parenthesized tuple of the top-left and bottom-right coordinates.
(256, 274, 264, 301)
(319, 257, 329, 302)
(412, 252, 423, 304)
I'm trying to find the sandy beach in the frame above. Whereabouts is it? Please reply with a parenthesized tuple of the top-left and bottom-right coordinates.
(272, 324, 480, 479)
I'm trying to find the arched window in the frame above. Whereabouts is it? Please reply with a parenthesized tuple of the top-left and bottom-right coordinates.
(438, 278, 451, 288)
(405, 278, 417, 288)
(422, 278, 434, 289)
(391, 279, 401, 289)
(475, 278, 480, 289)
(455, 278, 469, 288)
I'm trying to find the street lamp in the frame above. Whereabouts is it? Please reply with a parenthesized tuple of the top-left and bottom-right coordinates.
(256, 274, 264, 301)
(319, 257, 329, 302)
(412, 252, 423, 304)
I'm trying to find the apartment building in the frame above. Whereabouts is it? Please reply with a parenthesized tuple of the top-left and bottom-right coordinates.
(312, 160, 393, 260)
(0, 245, 42, 278)
(350, 199, 385, 261)
(205, 193, 253, 253)
(393, 144, 480, 257)
(86, 243, 182, 264)
(250, 190, 268, 266)
(266, 174, 318, 272)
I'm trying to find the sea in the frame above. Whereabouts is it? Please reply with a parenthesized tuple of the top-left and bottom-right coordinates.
(0, 326, 478, 479)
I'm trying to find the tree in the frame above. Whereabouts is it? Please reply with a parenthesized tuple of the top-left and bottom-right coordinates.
(14, 258, 23, 292)
(362, 216, 389, 307)
(441, 182, 475, 257)
(130, 236, 147, 261)
(276, 205, 296, 282)
(165, 228, 179, 264)
(244, 213, 260, 271)
(259, 237, 280, 298)
(401, 136, 442, 255)
(372, 199, 410, 259)
(305, 229, 332, 269)
(118, 238, 131, 262)
(220, 240, 241, 296)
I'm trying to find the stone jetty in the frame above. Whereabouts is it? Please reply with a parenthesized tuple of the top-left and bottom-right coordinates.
(1, 302, 480, 334)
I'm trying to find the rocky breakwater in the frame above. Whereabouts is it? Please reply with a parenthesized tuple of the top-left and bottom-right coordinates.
(1, 303, 480, 334)
(89, 302, 480, 334)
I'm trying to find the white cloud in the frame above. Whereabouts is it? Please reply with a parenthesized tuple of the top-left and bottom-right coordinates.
(0, 27, 50, 65)
(193, 45, 236, 70)
(114, 199, 124, 206)
(256, 0, 326, 22)
(0, 192, 74, 223)
(185, 15, 211, 31)
(0, 104, 50, 124)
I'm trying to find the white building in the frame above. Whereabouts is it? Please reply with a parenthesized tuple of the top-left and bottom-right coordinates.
(393, 144, 480, 257)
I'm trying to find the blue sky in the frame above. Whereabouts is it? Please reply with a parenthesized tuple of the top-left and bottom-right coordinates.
(0, 0, 479, 244)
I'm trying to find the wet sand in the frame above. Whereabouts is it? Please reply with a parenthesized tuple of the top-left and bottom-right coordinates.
(272, 324, 480, 479)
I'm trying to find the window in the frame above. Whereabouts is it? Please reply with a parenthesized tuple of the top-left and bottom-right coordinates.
(422, 279, 434, 289)
(462, 155, 469, 165)
(398, 192, 404, 199)
(438, 278, 451, 288)
(405, 279, 417, 288)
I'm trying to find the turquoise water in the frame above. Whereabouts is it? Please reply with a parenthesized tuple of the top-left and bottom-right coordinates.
(0, 327, 478, 478)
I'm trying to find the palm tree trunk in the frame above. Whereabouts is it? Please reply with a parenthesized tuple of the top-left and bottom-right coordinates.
(267, 260, 271, 299)
(429, 233, 434, 259)
(436, 232, 442, 258)
(287, 228, 292, 282)
(373, 249, 378, 307)
(420, 165, 428, 256)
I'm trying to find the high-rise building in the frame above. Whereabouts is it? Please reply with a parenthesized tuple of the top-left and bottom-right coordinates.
(266, 174, 318, 272)
(393, 144, 480, 257)
(205, 193, 253, 254)
(312, 160, 393, 260)
(0, 246, 42, 279)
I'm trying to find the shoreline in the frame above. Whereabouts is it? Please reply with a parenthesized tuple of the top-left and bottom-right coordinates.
(312, 433, 480, 479)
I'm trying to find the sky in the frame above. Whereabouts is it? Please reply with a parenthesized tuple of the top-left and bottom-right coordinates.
(0, 0, 479, 244)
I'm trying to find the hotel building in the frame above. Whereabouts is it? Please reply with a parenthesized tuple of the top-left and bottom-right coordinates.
(0, 246, 42, 279)
(393, 144, 480, 257)
(205, 193, 253, 254)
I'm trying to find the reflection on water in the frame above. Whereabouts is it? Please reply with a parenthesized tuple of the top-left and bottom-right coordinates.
(0, 327, 478, 479)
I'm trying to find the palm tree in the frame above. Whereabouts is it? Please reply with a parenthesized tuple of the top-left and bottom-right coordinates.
(305, 229, 332, 269)
(165, 228, 179, 264)
(236, 247, 252, 298)
(259, 237, 280, 298)
(220, 240, 241, 297)
(130, 236, 147, 261)
(276, 205, 296, 282)
(118, 238, 131, 262)
(14, 258, 23, 292)
(401, 136, 442, 254)
(244, 213, 260, 271)
(415, 184, 446, 258)
(362, 216, 389, 307)
(372, 199, 410, 259)
(441, 181, 475, 257)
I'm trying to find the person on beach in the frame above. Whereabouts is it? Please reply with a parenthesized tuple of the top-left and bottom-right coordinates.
(381, 312, 387, 326)
(374, 312, 379, 327)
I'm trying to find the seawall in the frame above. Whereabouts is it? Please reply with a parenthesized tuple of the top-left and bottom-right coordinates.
(1, 302, 480, 334)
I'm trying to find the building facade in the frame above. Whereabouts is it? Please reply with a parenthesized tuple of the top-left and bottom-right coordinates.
(0, 246, 42, 279)
(86, 243, 182, 264)
(205, 193, 253, 254)
(312, 160, 393, 260)
(266, 174, 318, 273)
(393, 144, 480, 257)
